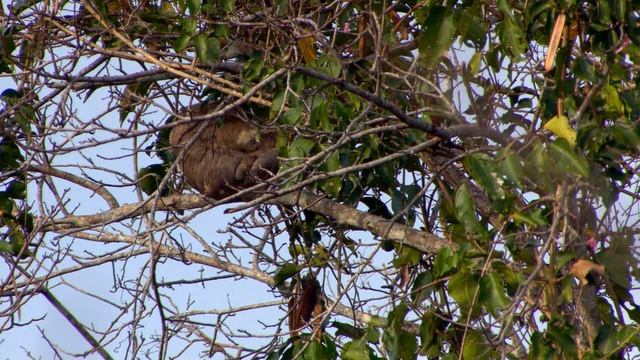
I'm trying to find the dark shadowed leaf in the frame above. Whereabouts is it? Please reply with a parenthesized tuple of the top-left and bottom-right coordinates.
(448, 270, 480, 317)
(549, 139, 589, 178)
(479, 272, 510, 316)
(419, 7, 456, 69)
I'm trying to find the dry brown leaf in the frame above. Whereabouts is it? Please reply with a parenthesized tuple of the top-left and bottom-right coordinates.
(297, 36, 317, 64)
(358, 15, 367, 58)
(399, 264, 410, 288)
(545, 13, 566, 72)
(570, 259, 605, 286)
(288, 276, 322, 334)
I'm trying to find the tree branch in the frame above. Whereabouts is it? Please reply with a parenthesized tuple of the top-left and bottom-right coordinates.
(28, 165, 119, 209)
(295, 66, 516, 147)
(41, 288, 114, 360)
(44, 192, 451, 255)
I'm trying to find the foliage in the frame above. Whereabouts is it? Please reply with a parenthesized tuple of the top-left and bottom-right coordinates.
(1, 0, 640, 358)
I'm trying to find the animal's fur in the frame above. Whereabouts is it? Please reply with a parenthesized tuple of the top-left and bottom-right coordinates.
(169, 103, 278, 200)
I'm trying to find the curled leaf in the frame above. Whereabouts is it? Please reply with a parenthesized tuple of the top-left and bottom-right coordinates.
(544, 115, 576, 147)
(545, 13, 565, 72)
(570, 259, 605, 286)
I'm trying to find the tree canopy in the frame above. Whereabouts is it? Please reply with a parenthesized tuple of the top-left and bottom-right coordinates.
(1, 0, 640, 358)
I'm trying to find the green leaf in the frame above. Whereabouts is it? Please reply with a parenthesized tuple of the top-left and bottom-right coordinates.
(454, 184, 487, 240)
(433, 247, 456, 278)
(317, 54, 341, 78)
(496, 16, 526, 59)
(559, 276, 573, 304)
(479, 272, 510, 316)
(320, 176, 342, 197)
(220, 0, 235, 13)
(467, 51, 482, 76)
(498, 152, 526, 188)
(289, 138, 315, 158)
(548, 139, 589, 177)
(491, 261, 524, 295)
(548, 324, 577, 355)
(529, 331, 552, 359)
(282, 107, 303, 125)
(393, 246, 421, 267)
(411, 270, 433, 305)
(462, 331, 491, 359)
(311, 98, 329, 131)
(600, 85, 624, 113)
(175, 32, 192, 52)
(137, 164, 168, 196)
(463, 153, 504, 203)
(611, 121, 640, 153)
(322, 334, 337, 360)
(556, 251, 576, 269)
(194, 33, 209, 64)
(544, 115, 576, 147)
(0, 140, 23, 171)
(243, 56, 265, 82)
(304, 340, 329, 360)
(206, 37, 220, 62)
(448, 270, 480, 317)
(273, 263, 302, 286)
(332, 322, 366, 340)
(511, 208, 547, 227)
(525, 139, 555, 192)
(213, 24, 229, 39)
(593, 325, 616, 355)
(383, 302, 417, 360)
(595, 238, 632, 288)
(270, 90, 286, 119)
(6, 181, 25, 199)
(0, 240, 12, 254)
(419, 7, 456, 69)
(574, 57, 596, 82)
(274, 263, 301, 286)
(419, 311, 445, 356)
(186, 0, 201, 14)
(342, 338, 370, 360)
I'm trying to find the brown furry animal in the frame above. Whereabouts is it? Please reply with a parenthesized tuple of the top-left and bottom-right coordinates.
(169, 103, 278, 200)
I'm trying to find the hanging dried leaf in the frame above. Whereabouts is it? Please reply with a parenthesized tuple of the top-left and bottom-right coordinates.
(288, 275, 322, 334)
(358, 15, 367, 58)
(545, 13, 565, 72)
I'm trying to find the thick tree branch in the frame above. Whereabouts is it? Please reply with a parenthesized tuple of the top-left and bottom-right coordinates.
(44, 192, 451, 255)
(276, 192, 451, 254)
(28, 165, 119, 209)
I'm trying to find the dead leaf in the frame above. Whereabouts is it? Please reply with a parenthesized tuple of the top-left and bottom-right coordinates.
(297, 36, 316, 64)
(545, 13, 565, 72)
(358, 15, 367, 58)
(570, 259, 605, 286)
(288, 275, 322, 334)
